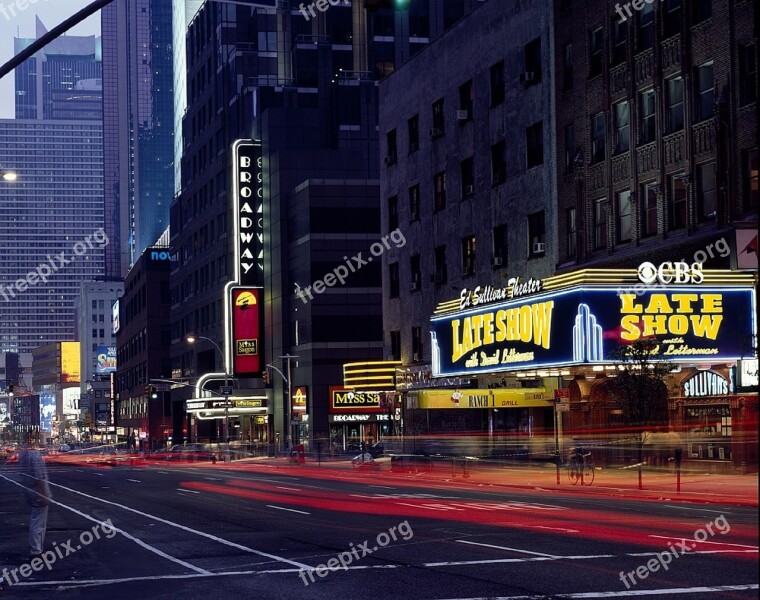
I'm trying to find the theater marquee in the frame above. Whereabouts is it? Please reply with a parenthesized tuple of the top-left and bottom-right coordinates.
(431, 286, 756, 377)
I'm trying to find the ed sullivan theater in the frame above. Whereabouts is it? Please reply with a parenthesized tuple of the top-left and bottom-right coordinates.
(399, 266, 757, 470)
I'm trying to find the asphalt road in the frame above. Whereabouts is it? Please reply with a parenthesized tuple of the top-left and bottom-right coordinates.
(0, 460, 757, 599)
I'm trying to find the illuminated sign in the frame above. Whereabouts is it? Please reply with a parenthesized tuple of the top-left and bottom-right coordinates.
(683, 371, 729, 397)
(292, 386, 307, 412)
(95, 345, 117, 374)
(637, 262, 704, 285)
(738, 359, 758, 388)
(431, 287, 756, 376)
(234, 399, 263, 408)
(459, 279, 544, 311)
(150, 250, 172, 261)
(234, 140, 263, 287)
(61, 342, 80, 383)
(409, 388, 549, 410)
(112, 299, 120, 335)
(329, 387, 381, 412)
(230, 287, 261, 375)
(329, 414, 389, 423)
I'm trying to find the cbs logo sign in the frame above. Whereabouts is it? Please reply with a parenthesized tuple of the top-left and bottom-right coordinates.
(637, 261, 704, 285)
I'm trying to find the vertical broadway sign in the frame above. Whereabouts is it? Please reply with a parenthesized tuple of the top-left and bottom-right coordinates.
(226, 140, 265, 376)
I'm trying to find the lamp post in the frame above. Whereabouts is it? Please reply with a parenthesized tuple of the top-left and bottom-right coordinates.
(187, 335, 230, 449)
(267, 355, 299, 451)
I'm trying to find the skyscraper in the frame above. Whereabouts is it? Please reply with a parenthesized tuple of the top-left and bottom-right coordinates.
(102, 0, 174, 278)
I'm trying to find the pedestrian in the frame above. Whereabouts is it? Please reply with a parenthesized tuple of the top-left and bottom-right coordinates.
(18, 444, 51, 558)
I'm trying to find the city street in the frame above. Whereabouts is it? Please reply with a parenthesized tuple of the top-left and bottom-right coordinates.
(0, 458, 757, 599)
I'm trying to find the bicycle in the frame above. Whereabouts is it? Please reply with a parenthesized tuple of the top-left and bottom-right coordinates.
(567, 448, 595, 486)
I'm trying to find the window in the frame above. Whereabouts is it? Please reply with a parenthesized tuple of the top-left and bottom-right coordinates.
(745, 149, 758, 208)
(431, 98, 445, 135)
(695, 63, 714, 122)
(388, 195, 398, 230)
(642, 182, 659, 237)
(613, 100, 630, 154)
(589, 26, 603, 77)
(562, 43, 573, 91)
(739, 45, 757, 107)
(616, 190, 632, 242)
(666, 77, 684, 133)
(458, 80, 473, 120)
(591, 112, 606, 163)
(434, 172, 446, 211)
(640, 89, 656, 144)
(663, 0, 682, 38)
(386, 129, 397, 164)
(490, 60, 505, 106)
(410, 254, 422, 291)
(636, 3, 654, 51)
(409, 184, 420, 221)
(408, 115, 419, 153)
(564, 124, 576, 174)
(461, 235, 476, 276)
(460, 157, 474, 198)
(526, 121, 544, 168)
(491, 140, 507, 184)
(493, 224, 508, 266)
(691, 0, 711, 25)
(594, 198, 608, 249)
(412, 327, 423, 360)
(390, 331, 401, 361)
(669, 174, 688, 230)
(697, 162, 716, 221)
(389, 263, 400, 298)
(611, 16, 627, 65)
(434, 246, 447, 284)
(528, 212, 545, 257)
(523, 37, 542, 83)
(567, 208, 577, 258)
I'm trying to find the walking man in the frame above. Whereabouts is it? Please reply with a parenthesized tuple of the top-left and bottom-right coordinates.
(19, 445, 51, 557)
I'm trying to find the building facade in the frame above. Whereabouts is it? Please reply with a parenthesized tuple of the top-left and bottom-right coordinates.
(31, 341, 80, 443)
(102, 0, 175, 277)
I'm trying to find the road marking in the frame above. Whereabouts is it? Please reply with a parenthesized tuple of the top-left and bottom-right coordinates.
(266, 504, 310, 515)
(396, 503, 465, 511)
(628, 550, 757, 557)
(369, 485, 395, 489)
(42, 480, 312, 569)
(177, 488, 200, 494)
(456, 540, 559, 558)
(658, 505, 733, 514)
(648, 535, 757, 549)
(0, 474, 210, 575)
(127, 479, 141, 483)
(430, 583, 760, 598)
(157, 471, 169, 474)
(205, 477, 222, 481)
(93, 472, 104, 476)
(275, 486, 302, 491)
(425, 554, 616, 567)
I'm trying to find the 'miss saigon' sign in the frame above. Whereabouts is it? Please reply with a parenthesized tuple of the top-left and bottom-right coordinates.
(430, 287, 756, 377)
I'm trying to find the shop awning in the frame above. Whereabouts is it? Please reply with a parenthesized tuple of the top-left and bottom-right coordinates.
(409, 388, 550, 409)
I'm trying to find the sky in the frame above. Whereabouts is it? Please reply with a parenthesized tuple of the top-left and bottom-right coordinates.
(0, 0, 101, 118)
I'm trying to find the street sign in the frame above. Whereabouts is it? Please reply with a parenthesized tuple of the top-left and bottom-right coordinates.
(153, 383, 172, 391)
(220, 386, 233, 396)
(210, 400, 234, 409)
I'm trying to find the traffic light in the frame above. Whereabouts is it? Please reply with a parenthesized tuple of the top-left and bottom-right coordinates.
(364, 0, 410, 12)
(145, 384, 158, 399)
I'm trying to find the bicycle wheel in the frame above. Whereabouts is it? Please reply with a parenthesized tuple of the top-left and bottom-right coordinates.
(582, 459, 595, 485)
(567, 457, 580, 485)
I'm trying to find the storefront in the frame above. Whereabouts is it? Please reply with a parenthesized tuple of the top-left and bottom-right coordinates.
(328, 388, 392, 452)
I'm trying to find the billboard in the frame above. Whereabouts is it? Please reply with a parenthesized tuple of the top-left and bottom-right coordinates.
(431, 287, 756, 377)
(39, 391, 55, 432)
(61, 342, 80, 383)
(95, 345, 117, 374)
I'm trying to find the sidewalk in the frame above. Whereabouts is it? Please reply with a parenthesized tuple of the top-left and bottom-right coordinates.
(233, 455, 759, 506)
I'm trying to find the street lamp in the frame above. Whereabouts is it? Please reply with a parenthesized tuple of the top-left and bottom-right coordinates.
(267, 355, 299, 450)
(187, 335, 231, 449)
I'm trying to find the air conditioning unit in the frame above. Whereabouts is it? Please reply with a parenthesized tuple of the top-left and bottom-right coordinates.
(413, 353, 421, 362)
(520, 71, 536, 84)
(410, 279, 420, 291)
(456, 109, 469, 121)
(493, 257, 503, 267)
(533, 242, 546, 254)
(464, 184, 474, 196)
(429, 128, 443, 138)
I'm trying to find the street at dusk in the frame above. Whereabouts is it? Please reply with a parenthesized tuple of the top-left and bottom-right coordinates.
(0, 456, 758, 599)
(0, 0, 757, 598)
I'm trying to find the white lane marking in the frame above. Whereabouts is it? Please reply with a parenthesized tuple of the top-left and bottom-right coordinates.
(157, 471, 169, 474)
(0, 474, 209, 575)
(44, 480, 312, 569)
(177, 488, 200, 494)
(648, 535, 758, 549)
(127, 479, 141, 483)
(266, 504, 310, 515)
(628, 550, 758, 556)
(456, 540, 559, 558)
(658, 505, 733, 514)
(275, 486, 302, 491)
(205, 477, 222, 481)
(430, 584, 760, 598)
(425, 555, 615, 567)
(369, 485, 395, 489)
(93, 472, 104, 476)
